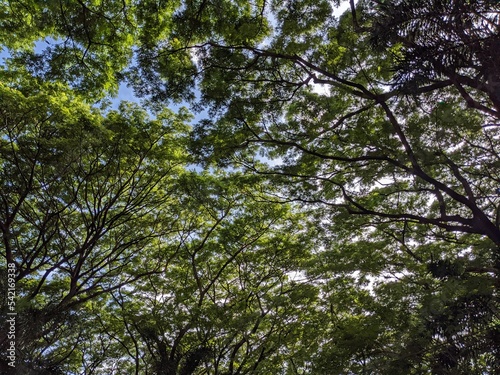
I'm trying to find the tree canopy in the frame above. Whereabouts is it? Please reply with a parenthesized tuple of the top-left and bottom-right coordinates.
(1, 0, 499, 374)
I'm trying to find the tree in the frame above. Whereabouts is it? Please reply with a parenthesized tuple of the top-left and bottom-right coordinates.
(128, 0, 500, 372)
(0, 69, 322, 374)
(369, 0, 500, 114)
(0, 0, 138, 97)
(1, 0, 500, 374)
(91, 172, 321, 375)
(0, 71, 193, 372)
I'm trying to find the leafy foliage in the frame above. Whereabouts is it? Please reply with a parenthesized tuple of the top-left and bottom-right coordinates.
(1, 1, 500, 374)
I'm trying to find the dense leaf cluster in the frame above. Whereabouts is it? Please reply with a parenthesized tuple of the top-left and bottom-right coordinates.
(0, 0, 499, 374)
